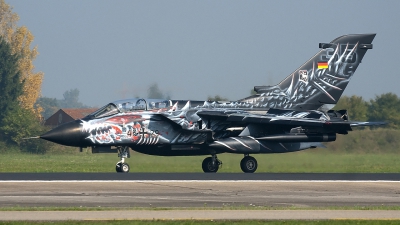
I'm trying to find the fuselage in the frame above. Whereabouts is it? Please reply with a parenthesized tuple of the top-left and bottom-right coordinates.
(41, 98, 338, 156)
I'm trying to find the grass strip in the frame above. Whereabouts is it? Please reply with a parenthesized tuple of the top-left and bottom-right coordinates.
(1, 149, 400, 173)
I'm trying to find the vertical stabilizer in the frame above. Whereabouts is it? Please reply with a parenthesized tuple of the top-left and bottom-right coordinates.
(240, 34, 376, 110)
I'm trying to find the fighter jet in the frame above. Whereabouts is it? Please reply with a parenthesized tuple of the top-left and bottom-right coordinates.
(40, 33, 383, 173)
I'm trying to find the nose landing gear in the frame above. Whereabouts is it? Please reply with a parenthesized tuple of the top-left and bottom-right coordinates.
(116, 146, 130, 173)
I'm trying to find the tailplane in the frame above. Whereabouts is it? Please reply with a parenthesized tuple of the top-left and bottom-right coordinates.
(240, 34, 376, 111)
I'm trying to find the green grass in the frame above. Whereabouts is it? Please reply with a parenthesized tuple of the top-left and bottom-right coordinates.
(1, 220, 400, 225)
(1, 128, 400, 173)
(0, 148, 400, 173)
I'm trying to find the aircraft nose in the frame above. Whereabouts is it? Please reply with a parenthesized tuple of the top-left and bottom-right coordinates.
(41, 120, 83, 147)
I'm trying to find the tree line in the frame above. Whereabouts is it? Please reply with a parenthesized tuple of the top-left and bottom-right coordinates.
(37, 88, 89, 120)
(0, 0, 49, 153)
(333, 93, 400, 129)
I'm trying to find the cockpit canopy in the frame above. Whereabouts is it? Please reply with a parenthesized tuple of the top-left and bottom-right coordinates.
(85, 98, 171, 119)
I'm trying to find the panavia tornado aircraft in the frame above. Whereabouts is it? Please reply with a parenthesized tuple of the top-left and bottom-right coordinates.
(40, 33, 383, 173)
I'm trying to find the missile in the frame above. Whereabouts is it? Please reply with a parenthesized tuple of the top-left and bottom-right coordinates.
(256, 133, 336, 142)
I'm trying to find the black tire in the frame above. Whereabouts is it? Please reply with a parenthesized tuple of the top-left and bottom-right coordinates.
(116, 163, 122, 173)
(240, 156, 258, 173)
(120, 163, 130, 173)
(202, 157, 219, 173)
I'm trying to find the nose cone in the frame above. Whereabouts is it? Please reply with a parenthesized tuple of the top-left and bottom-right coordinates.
(41, 120, 83, 147)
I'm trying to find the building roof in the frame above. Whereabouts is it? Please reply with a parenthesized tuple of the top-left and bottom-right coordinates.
(61, 108, 98, 120)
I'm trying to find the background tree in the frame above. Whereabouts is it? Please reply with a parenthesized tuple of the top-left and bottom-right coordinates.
(0, 0, 44, 117)
(207, 95, 229, 101)
(333, 95, 368, 121)
(0, 36, 50, 153)
(0, 37, 22, 124)
(0, 105, 52, 153)
(368, 93, 400, 129)
(0, 0, 18, 40)
(35, 97, 59, 120)
(58, 88, 84, 108)
(147, 83, 170, 99)
(12, 26, 44, 116)
(35, 88, 89, 120)
(147, 83, 163, 99)
(0, 1, 46, 151)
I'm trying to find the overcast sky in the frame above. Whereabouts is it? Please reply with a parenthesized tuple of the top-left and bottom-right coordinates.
(7, 0, 400, 107)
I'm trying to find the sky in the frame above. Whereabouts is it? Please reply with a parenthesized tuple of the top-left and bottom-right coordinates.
(6, 0, 400, 107)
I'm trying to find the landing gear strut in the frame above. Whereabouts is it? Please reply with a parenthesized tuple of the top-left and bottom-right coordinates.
(202, 154, 222, 173)
(116, 146, 130, 173)
(240, 155, 258, 173)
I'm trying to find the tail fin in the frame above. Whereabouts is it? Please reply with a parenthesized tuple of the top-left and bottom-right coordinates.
(240, 34, 376, 111)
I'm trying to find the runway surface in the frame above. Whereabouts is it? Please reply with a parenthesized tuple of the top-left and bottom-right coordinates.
(1, 181, 400, 208)
(2, 210, 400, 221)
(1, 173, 399, 220)
(1, 173, 400, 208)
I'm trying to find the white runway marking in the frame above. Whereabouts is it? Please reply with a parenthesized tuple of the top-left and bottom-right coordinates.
(1, 180, 400, 182)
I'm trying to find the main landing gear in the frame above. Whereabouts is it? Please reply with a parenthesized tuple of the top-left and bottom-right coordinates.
(116, 146, 130, 173)
(202, 155, 222, 173)
(201, 154, 258, 173)
(240, 155, 258, 173)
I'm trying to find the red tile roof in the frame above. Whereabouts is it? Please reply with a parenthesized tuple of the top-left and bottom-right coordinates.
(61, 108, 98, 119)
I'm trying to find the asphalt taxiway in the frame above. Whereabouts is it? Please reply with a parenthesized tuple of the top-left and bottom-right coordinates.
(1, 173, 399, 220)
(1, 173, 400, 208)
(2, 210, 400, 221)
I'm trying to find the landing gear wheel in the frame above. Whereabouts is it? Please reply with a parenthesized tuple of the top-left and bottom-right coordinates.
(240, 156, 258, 173)
(120, 163, 130, 173)
(116, 163, 122, 172)
(202, 157, 219, 173)
(116, 162, 130, 173)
